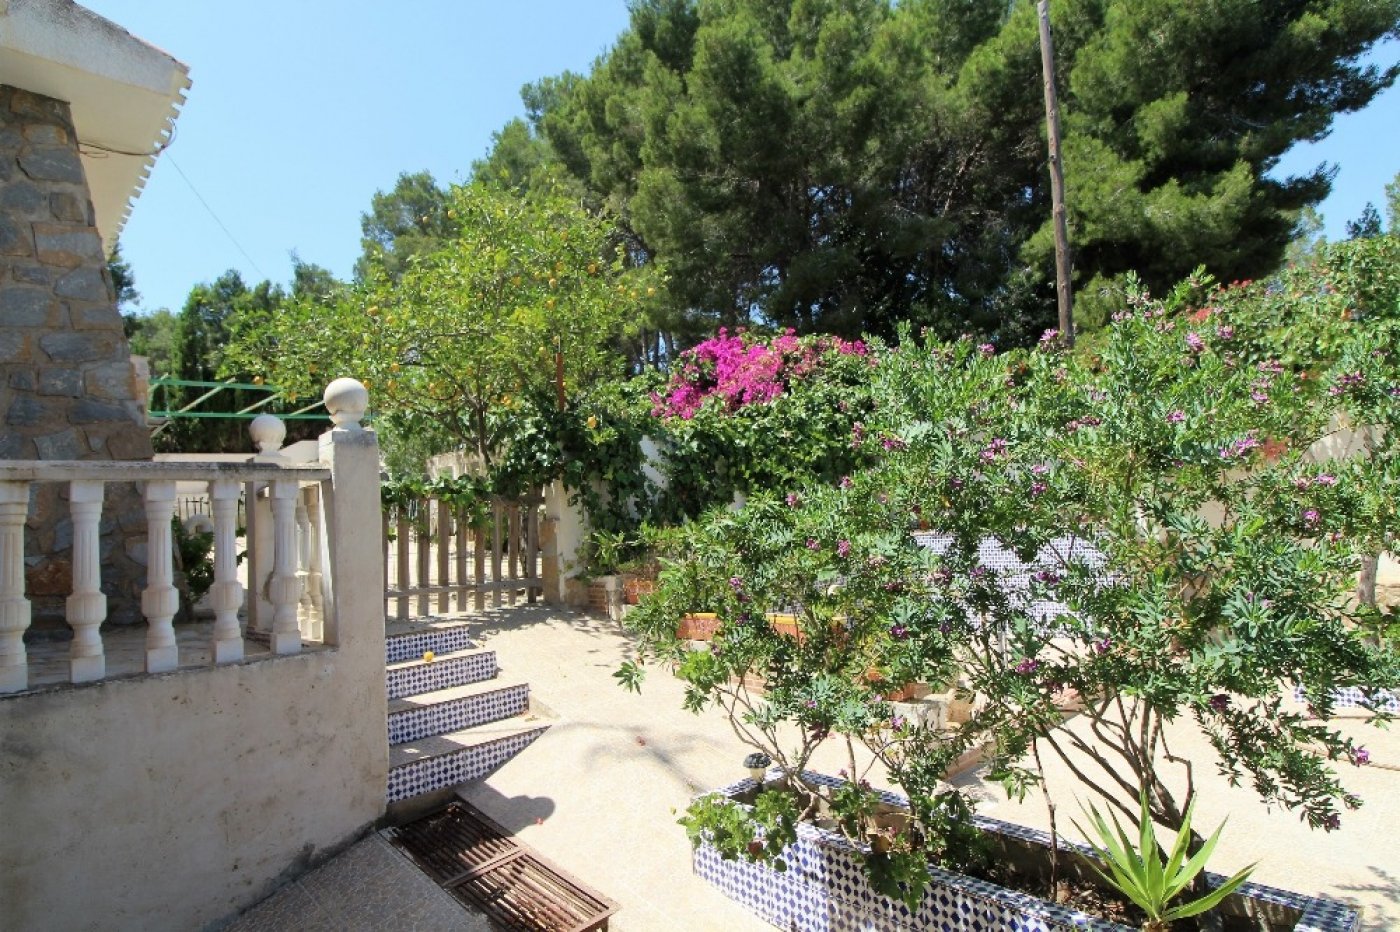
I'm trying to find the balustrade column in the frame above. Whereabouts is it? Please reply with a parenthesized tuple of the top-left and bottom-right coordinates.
(0, 481, 32, 693)
(268, 480, 302, 654)
(142, 481, 180, 673)
(66, 481, 107, 682)
(303, 485, 325, 641)
(295, 492, 313, 636)
(209, 480, 244, 663)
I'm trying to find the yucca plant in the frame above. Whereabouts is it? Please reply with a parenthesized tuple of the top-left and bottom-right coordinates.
(1073, 793, 1255, 932)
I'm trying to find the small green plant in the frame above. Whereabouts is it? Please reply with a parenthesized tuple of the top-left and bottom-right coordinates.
(680, 789, 798, 872)
(1073, 793, 1255, 932)
(586, 529, 629, 577)
(172, 516, 214, 606)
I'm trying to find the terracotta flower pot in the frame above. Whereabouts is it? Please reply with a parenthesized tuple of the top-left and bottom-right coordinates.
(677, 612, 720, 640)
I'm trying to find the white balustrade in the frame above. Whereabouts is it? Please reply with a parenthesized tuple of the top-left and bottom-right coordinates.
(0, 376, 373, 691)
(66, 481, 106, 682)
(0, 481, 32, 693)
(209, 479, 244, 664)
(267, 479, 302, 654)
(142, 480, 180, 673)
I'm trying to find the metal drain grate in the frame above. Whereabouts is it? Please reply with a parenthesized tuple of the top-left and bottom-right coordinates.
(386, 801, 618, 932)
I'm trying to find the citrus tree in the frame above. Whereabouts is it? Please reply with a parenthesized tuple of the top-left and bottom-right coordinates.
(225, 180, 662, 475)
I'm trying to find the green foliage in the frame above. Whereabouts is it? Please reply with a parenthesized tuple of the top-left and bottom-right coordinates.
(108, 241, 139, 311)
(1346, 203, 1385, 240)
(623, 250, 1400, 909)
(680, 789, 798, 873)
(226, 180, 650, 482)
(498, 0, 1400, 342)
(172, 516, 214, 606)
(355, 170, 456, 282)
(164, 270, 302, 453)
(1386, 170, 1400, 232)
(586, 528, 629, 576)
(124, 308, 178, 378)
(648, 330, 879, 518)
(1074, 793, 1255, 931)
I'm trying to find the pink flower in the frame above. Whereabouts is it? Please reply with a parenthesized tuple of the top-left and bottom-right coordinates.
(1302, 508, 1320, 526)
(1312, 474, 1337, 486)
(806, 538, 820, 550)
(836, 539, 851, 558)
(1166, 410, 1186, 423)
(1039, 328, 1060, 345)
(978, 343, 995, 356)
(1185, 332, 1205, 353)
(839, 475, 853, 489)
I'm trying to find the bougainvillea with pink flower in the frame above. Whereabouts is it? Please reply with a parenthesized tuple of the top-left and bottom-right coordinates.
(647, 328, 877, 518)
(652, 328, 868, 419)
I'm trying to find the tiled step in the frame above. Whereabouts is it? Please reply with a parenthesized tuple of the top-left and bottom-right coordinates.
(385, 622, 476, 664)
(386, 648, 497, 701)
(388, 679, 531, 745)
(387, 716, 549, 803)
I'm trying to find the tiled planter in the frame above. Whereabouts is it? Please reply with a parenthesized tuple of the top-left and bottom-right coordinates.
(1294, 683, 1400, 713)
(694, 771, 1359, 932)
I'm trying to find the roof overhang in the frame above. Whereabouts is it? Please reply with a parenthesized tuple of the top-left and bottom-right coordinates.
(0, 0, 189, 253)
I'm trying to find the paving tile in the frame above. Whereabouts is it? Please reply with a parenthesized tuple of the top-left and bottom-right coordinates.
(223, 880, 339, 932)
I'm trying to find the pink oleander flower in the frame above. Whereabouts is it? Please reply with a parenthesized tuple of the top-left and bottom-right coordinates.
(836, 539, 851, 558)
(1313, 474, 1337, 486)
(977, 343, 995, 356)
(806, 538, 820, 550)
(1166, 410, 1186, 423)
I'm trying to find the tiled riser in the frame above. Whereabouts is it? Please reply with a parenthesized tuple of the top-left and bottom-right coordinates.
(695, 772, 1358, 932)
(388, 684, 531, 744)
(387, 652, 497, 700)
(387, 728, 547, 803)
(386, 627, 476, 664)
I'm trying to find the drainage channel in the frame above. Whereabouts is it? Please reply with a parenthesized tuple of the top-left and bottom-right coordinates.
(384, 800, 618, 932)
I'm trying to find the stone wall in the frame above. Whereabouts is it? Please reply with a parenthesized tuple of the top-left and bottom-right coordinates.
(1, 85, 154, 625)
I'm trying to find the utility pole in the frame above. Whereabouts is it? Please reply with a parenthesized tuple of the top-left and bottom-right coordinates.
(1037, 0, 1074, 347)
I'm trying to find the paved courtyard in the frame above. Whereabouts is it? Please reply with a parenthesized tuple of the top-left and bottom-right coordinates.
(452, 604, 1400, 931)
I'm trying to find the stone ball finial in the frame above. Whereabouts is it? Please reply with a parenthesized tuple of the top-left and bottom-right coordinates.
(324, 377, 369, 430)
(249, 414, 286, 454)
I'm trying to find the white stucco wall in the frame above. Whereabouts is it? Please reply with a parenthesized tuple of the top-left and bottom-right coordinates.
(0, 647, 387, 931)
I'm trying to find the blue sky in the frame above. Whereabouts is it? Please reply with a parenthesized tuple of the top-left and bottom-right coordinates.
(84, 1, 1399, 316)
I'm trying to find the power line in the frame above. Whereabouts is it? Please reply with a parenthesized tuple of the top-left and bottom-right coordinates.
(167, 154, 267, 279)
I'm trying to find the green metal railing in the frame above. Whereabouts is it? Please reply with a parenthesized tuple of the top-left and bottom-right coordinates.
(146, 377, 331, 437)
